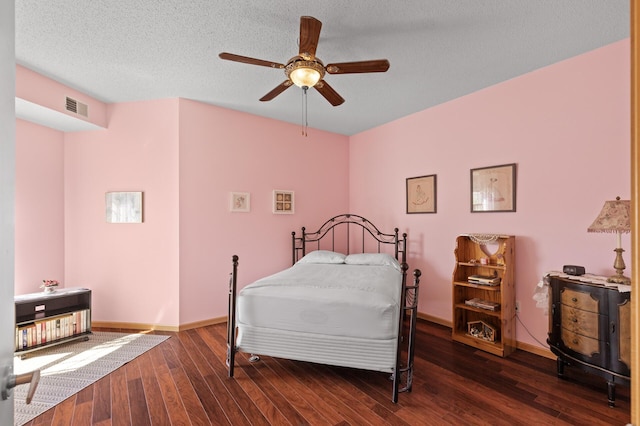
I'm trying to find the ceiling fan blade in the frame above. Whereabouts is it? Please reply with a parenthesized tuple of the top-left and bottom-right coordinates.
(325, 59, 390, 74)
(314, 80, 345, 106)
(260, 80, 293, 101)
(299, 16, 322, 59)
(219, 52, 285, 69)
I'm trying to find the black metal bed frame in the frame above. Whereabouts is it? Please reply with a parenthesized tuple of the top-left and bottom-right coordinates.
(291, 213, 407, 264)
(227, 214, 421, 403)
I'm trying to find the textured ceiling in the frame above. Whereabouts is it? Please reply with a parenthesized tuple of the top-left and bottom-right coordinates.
(15, 1, 629, 136)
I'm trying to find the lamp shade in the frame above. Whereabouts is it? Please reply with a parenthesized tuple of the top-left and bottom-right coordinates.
(290, 67, 321, 88)
(587, 197, 631, 233)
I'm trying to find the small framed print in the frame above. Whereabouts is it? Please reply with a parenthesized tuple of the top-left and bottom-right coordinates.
(273, 190, 294, 214)
(406, 174, 437, 214)
(230, 192, 250, 212)
(106, 191, 143, 223)
(471, 163, 516, 212)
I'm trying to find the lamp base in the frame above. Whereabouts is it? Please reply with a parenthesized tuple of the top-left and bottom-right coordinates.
(607, 247, 631, 285)
(607, 274, 631, 285)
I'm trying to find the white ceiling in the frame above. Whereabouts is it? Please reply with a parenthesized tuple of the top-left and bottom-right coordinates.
(15, 1, 629, 136)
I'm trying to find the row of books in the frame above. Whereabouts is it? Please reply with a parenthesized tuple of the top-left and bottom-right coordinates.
(467, 274, 501, 286)
(15, 309, 90, 351)
(465, 298, 501, 311)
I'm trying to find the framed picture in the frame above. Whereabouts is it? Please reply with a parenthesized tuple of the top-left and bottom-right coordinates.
(273, 190, 294, 214)
(230, 192, 250, 212)
(406, 174, 437, 214)
(470, 163, 516, 212)
(106, 191, 143, 223)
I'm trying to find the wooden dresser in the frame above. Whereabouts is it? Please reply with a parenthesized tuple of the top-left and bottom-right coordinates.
(547, 275, 631, 407)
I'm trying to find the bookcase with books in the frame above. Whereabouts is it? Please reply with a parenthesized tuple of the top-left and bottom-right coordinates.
(452, 234, 515, 357)
(15, 287, 92, 355)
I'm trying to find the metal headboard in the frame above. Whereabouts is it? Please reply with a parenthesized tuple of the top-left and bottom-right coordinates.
(292, 214, 407, 265)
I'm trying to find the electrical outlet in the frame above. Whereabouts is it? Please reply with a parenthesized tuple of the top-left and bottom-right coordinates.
(515, 300, 520, 313)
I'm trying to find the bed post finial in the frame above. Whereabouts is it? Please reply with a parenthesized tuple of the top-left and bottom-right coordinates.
(413, 269, 422, 280)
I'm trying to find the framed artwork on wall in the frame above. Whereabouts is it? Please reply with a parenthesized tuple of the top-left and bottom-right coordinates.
(230, 192, 250, 212)
(470, 163, 517, 212)
(273, 190, 294, 214)
(106, 191, 143, 223)
(406, 174, 437, 214)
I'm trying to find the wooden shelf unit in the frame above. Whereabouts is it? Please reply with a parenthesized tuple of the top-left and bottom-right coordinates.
(15, 287, 92, 355)
(452, 234, 515, 357)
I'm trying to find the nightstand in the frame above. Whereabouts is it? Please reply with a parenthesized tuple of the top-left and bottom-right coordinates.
(547, 276, 630, 407)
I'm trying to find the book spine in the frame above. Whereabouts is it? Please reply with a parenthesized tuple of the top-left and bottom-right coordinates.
(46, 320, 52, 342)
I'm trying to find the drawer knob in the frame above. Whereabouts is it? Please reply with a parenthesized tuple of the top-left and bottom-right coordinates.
(571, 297, 578, 302)
(572, 317, 578, 323)
(572, 339, 578, 344)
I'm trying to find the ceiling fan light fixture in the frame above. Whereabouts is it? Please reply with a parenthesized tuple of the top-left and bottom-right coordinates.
(286, 59, 325, 88)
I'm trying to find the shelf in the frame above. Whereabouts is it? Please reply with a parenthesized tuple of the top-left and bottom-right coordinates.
(454, 303, 501, 317)
(452, 331, 505, 357)
(452, 234, 515, 357)
(453, 281, 501, 290)
(15, 332, 91, 356)
(457, 262, 506, 270)
(14, 288, 92, 354)
(16, 310, 87, 327)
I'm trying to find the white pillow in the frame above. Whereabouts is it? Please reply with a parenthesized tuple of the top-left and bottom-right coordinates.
(297, 250, 346, 264)
(344, 253, 401, 271)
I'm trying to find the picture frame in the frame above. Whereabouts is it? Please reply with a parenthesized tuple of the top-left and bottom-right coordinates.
(470, 163, 516, 212)
(273, 190, 294, 214)
(406, 174, 437, 214)
(106, 191, 143, 223)
(230, 192, 250, 212)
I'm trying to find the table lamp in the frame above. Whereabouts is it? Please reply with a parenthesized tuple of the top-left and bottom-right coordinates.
(587, 196, 631, 285)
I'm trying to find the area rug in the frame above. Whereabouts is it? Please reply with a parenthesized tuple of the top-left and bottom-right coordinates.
(13, 331, 170, 426)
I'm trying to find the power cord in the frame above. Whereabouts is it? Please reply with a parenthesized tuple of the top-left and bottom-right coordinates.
(515, 312, 549, 348)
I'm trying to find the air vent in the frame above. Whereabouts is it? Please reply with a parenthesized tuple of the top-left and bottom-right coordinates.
(65, 96, 89, 117)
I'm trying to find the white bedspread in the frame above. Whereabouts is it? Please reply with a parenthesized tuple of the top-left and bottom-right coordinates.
(237, 263, 402, 340)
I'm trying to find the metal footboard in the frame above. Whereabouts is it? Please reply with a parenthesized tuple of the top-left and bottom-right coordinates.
(392, 266, 422, 403)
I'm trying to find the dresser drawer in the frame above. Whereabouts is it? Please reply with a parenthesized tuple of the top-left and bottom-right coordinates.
(561, 328, 600, 358)
(560, 304, 599, 339)
(561, 288, 599, 313)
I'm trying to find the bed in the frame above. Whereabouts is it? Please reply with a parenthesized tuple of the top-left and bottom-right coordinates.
(227, 214, 421, 402)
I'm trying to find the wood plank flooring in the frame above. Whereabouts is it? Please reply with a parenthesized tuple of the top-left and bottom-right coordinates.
(23, 320, 630, 425)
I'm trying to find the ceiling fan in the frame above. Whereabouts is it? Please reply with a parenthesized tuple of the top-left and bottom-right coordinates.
(219, 16, 390, 106)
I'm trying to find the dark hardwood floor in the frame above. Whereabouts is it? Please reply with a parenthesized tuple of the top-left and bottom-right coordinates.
(24, 320, 630, 425)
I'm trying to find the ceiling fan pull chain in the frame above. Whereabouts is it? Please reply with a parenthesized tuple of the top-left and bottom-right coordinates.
(301, 86, 309, 137)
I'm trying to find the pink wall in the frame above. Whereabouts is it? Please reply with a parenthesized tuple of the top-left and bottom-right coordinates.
(63, 99, 181, 327)
(14, 39, 630, 345)
(15, 119, 65, 293)
(177, 99, 349, 325)
(16, 65, 108, 128)
(58, 97, 348, 328)
(349, 39, 631, 349)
